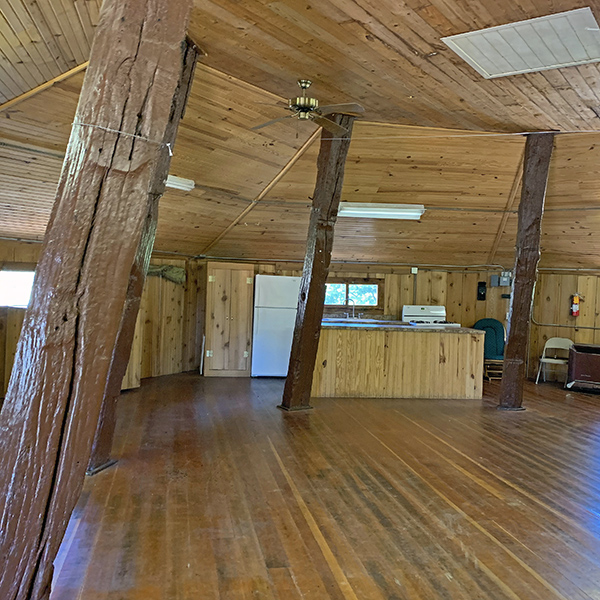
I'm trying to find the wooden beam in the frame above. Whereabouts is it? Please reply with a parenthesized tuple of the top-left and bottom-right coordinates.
(0, 62, 89, 114)
(488, 146, 525, 265)
(88, 41, 198, 476)
(498, 132, 555, 411)
(0, 1, 195, 598)
(201, 127, 321, 255)
(280, 114, 355, 411)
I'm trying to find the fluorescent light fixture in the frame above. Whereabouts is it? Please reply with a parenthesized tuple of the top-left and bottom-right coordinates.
(442, 8, 600, 79)
(338, 203, 425, 220)
(166, 175, 195, 192)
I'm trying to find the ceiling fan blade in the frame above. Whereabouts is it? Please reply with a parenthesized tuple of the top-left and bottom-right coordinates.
(317, 103, 365, 116)
(251, 114, 294, 130)
(311, 115, 349, 137)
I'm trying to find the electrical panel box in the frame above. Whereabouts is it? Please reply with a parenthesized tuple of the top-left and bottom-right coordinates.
(490, 272, 512, 287)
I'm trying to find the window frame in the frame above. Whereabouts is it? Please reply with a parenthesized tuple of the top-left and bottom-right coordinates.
(324, 278, 384, 311)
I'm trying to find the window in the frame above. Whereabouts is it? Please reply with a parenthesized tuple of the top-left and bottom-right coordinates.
(325, 281, 380, 307)
(349, 283, 378, 306)
(324, 283, 346, 305)
(0, 270, 35, 308)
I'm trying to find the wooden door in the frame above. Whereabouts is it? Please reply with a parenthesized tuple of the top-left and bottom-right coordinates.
(228, 268, 253, 371)
(205, 263, 254, 377)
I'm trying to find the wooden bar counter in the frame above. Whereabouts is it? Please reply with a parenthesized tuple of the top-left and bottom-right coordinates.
(312, 321, 484, 399)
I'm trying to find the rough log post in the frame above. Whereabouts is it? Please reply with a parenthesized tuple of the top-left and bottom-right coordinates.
(280, 114, 355, 411)
(0, 1, 195, 598)
(87, 42, 197, 476)
(85, 265, 145, 475)
(498, 132, 554, 410)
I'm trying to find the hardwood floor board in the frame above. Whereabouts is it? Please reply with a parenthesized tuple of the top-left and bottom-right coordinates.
(50, 375, 600, 600)
(267, 567, 305, 600)
(263, 445, 350, 599)
(402, 427, 600, 582)
(315, 403, 553, 600)
(207, 382, 340, 600)
(272, 400, 515, 598)
(209, 441, 278, 596)
(333, 468, 488, 600)
(324, 397, 600, 600)
(399, 399, 600, 539)
(270, 415, 463, 598)
(266, 438, 389, 600)
(50, 492, 94, 600)
(322, 440, 512, 599)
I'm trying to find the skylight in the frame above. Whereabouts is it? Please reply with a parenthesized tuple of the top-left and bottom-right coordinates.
(441, 7, 600, 79)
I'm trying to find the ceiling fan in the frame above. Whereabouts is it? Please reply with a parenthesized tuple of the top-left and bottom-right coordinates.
(252, 79, 364, 136)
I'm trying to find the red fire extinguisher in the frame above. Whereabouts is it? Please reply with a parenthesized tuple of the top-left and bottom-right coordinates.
(571, 293, 580, 317)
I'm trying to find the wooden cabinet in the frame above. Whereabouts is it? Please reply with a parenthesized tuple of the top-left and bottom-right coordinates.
(312, 325, 484, 399)
(204, 262, 254, 377)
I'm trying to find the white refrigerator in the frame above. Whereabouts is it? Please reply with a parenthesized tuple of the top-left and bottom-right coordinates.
(251, 274, 301, 377)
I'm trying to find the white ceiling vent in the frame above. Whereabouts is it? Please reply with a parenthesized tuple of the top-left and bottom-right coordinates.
(441, 7, 600, 79)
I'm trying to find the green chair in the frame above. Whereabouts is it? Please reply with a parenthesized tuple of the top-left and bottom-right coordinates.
(473, 318, 505, 379)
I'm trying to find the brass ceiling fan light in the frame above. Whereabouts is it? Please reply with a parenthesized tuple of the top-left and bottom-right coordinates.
(252, 79, 364, 136)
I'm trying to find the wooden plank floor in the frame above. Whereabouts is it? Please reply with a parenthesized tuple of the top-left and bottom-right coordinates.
(51, 375, 600, 600)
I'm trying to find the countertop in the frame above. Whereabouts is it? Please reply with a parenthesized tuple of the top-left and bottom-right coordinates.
(321, 318, 482, 333)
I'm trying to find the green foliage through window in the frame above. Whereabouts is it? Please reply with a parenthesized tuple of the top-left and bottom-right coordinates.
(349, 284, 378, 306)
(325, 283, 346, 305)
(325, 282, 379, 306)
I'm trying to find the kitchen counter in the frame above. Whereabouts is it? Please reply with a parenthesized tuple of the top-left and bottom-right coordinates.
(312, 320, 484, 399)
(322, 320, 477, 332)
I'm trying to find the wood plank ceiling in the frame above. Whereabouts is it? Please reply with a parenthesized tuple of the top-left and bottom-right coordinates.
(189, 0, 600, 132)
(0, 0, 100, 103)
(1, 0, 600, 268)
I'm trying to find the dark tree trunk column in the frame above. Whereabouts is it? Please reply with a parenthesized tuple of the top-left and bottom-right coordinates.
(498, 132, 555, 410)
(85, 252, 149, 475)
(0, 1, 196, 598)
(280, 114, 355, 411)
(87, 41, 197, 475)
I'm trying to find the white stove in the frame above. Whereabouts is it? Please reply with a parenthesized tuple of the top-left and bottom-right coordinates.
(401, 305, 461, 328)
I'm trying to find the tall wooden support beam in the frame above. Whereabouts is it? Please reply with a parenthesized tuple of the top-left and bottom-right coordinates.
(498, 132, 554, 411)
(86, 225, 155, 475)
(280, 114, 355, 411)
(87, 41, 197, 476)
(0, 1, 196, 598)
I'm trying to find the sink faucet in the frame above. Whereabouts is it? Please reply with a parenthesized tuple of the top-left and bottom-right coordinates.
(349, 299, 356, 318)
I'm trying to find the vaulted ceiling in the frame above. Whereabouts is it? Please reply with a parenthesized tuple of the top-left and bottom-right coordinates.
(1, 0, 600, 269)
(188, 0, 600, 133)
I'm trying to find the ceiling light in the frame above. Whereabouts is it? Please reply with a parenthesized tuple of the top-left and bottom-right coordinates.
(166, 175, 195, 192)
(338, 203, 425, 220)
(442, 7, 600, 79)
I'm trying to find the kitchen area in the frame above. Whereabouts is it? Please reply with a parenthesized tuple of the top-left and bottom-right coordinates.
(247, 271, 484, 400)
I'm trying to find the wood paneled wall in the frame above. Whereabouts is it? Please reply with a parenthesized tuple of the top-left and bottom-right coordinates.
(0, 241, 206, 397)
(0, 307, 25, 396)
(2, 239, 600, 391)
(0, 241, 38, 397)
(122, 258, 206, 387)
(529, 273, 600, 380)
(256, 262, 510, 326)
